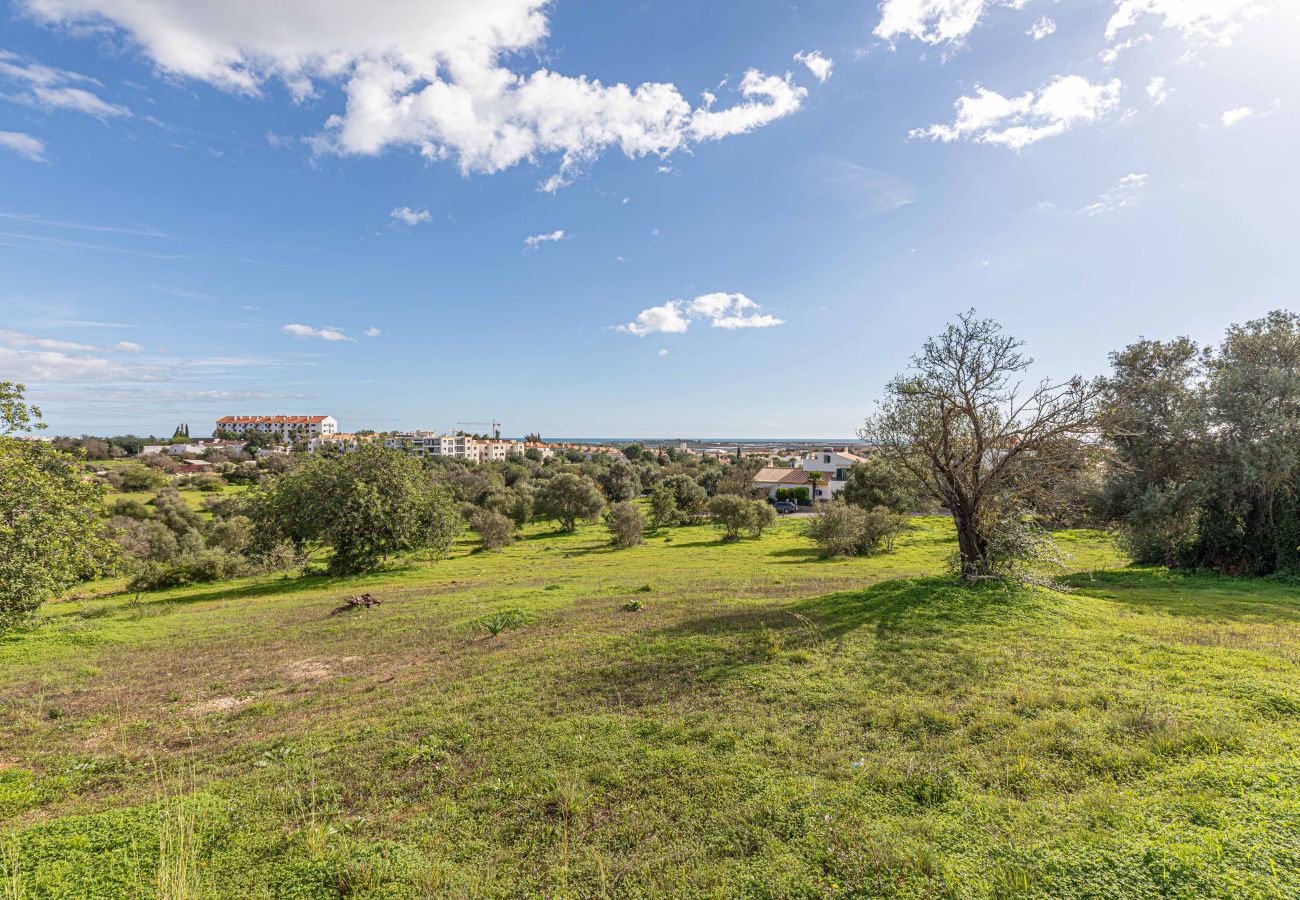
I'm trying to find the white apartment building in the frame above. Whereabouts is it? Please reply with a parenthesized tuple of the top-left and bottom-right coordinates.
(385, 432, 521, 463)
(215, 415, 338, 441)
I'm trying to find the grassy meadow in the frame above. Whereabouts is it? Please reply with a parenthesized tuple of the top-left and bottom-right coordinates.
(1, 515, 1298, 898)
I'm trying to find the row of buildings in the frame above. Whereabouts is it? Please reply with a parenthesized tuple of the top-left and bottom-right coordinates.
(211, 415, 866, 501)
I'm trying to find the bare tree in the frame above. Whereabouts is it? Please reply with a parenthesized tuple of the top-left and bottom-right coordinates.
(860, 311, 1101, 581)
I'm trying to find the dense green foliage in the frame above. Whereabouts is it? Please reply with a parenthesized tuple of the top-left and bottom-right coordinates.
(0, 384, 115, 629)
(1102, 310, 1300, 575)
(535, 472, 605, 532)
(604, 500, 646, 548)
(247, 445, 462, 574)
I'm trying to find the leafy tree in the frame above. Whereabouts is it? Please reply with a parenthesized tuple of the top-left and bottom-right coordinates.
(206, 515, 253, 553)
(119, 464, 167, 492)
(751, 500, 778, 536)
(604, 501, 646, 548)
(649, 474, 708, 527)
(842, 456, 916, 515)
(535, 473, 605, 532)
(1, 384, 115, 628)
(247, 445, 462, 575)
(152, 486, 204, 538)
(708, 494, 757, 542)
(597, 459, 641, 502)
(862, 310, 1100, 581)
(469, 509, 515, 550)
(622, 443, 646, 462)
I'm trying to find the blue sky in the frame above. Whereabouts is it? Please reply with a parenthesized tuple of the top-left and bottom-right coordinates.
(1, 0, 1297, 438)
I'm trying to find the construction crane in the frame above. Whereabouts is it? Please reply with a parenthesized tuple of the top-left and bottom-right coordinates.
(456, 420, 502, 440)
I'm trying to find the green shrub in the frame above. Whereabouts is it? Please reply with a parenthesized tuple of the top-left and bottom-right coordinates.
(604, 501, 646, 549)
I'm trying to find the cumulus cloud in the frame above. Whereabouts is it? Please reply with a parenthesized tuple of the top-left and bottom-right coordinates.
(390, 206, 431, 225)
(1081, 172, 1148, 215)
(0, 50, 130, 118)
(615, 292, 783, 336)
(875, 0, 1021, 46)
(794, 50, 833, 83)
(524, 229, 566, 249)
(364, 326, 381, 337)
(283, 323, 355, 341)
(1221, 106, 1255, 127)
(21, 1, 809, 186)
(0, 130, 46, 161)
(657, 348, 668, 357)
(1027, 17, 1056, 40)
(912, 75, 1123, 150)
(1106, 0, 1264, 48)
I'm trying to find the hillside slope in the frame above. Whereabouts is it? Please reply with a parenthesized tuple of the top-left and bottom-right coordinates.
(1, 518, 1297, 898)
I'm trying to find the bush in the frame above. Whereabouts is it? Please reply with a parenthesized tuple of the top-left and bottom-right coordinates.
(751, 501, 778, 536)
(126, 549, 245, 592)
(206, 515, 253, 553)
(151, 487, 204, 537)
(806, 501, 907, 557)
(470, 509, 515, 550)
(708, 495, 756, 541)
(108, 497, 152, 520)
(118, 464, 167, 492)
(604, 501, 646, 549)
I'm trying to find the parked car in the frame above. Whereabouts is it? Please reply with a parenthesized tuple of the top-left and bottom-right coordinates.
(772, 500, 799, 514)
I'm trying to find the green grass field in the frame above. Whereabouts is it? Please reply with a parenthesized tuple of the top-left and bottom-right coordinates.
(2, 517, 1297, 898)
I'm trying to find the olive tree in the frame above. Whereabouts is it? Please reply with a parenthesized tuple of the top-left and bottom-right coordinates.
(861, 311, 1100, 581)
(535, 473, 605, 532)
(247, 445, 461, 575)
(604, 501, 646, 549)
(1, 382, 116, 628)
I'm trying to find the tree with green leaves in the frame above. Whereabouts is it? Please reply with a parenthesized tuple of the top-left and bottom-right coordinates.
(597, 459, 641, 502)
(1, 383, 116, 628)
(708, 494, 757, 541)
(842, 455, 916, 515)
(247, 444, 461, 575)
(604, 501, 646, 548)
(535, 473, 605, 532)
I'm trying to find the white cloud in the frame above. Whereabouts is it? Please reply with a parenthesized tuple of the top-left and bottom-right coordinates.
(912, 76, 1123, 150)
(1100, 33, 1154, 65)
(282, 323, 355, 342)
(1146, 75, 1169, 105)
(390, 206, 431, 225)
(114, 340, 144, 351)
(0, 346, 158, 382)
(794, 50, 833, 84)
(0, 130, 47, 162)
(1081, 172, 1148, 215)
(1221, 106, 1254, 127)
(874, 0, 1021, 46)
(1106, 0, 1264, 48)
(0, 327, 145, 354)
(0, 50, 130, 118)
(614, 301, 691, 337)
(615, 292, 783, 336)
(1027, 17, 1056, 40)
(657, 348, 668, 357)
(364, 326, 381, 337)
(23, 1, 809, 187)
(524, 229, 566, 249)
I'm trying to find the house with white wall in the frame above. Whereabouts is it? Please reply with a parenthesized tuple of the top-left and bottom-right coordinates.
(215, 415, 337, 441)
(752, 448, 868, 502)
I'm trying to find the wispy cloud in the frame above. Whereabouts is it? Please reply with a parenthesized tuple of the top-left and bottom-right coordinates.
(0, 131, 46, 162)
(1221, 106, 1254, 127)
(1027, 17, 1056, 41)
(364, 326, 381, 337)
(0, 50, 130, 119)
(524, 229, 567, 249)
(1081, 173, 1148, 216)
(913, 76, 1123, 150)
(283, 323, 355, 342)
(390, 206, 431, 226)
(0, 212, 167, 238)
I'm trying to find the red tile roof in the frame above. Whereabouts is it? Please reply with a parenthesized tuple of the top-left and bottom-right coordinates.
(216, 415, 330, 424)
(752, 467, 819, 485)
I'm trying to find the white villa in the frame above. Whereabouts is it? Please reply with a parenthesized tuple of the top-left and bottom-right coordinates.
(215, 415, 338, 441)
(752, 448, 868, 502)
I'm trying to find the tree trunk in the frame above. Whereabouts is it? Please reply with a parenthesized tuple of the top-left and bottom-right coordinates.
(952, 503, 989, 580)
